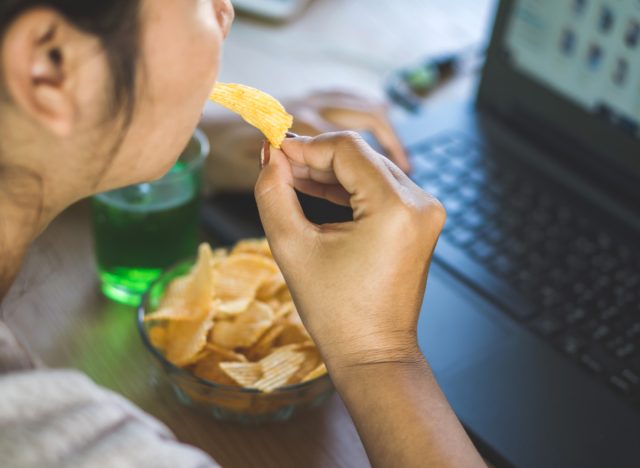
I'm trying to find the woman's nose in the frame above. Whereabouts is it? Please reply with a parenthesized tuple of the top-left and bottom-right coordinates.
(214, 0, 235, 38)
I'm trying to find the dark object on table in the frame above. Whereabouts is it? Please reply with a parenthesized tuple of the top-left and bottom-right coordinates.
(231, 0, 312, 22)
(386, 49, 483, 113)
(201, 192, 351, 246)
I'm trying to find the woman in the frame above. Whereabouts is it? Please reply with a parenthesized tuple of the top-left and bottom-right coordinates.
(0, 1, 485, 467)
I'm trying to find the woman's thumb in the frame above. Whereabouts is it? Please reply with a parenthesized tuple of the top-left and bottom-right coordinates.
(254, 143, 309, 245)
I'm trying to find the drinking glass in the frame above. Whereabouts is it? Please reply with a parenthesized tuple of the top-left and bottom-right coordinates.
(91, 129, 209, 305)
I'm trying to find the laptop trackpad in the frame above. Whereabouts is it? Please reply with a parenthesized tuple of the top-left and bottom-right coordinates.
(418, 266, 512, 376)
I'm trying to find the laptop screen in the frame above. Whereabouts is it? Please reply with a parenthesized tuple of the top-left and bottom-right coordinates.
(478, 0, 640, 183)
(504, 0, 640, 141)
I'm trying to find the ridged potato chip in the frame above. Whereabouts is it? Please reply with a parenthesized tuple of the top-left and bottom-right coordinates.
(209, 83, 293, 149)
(219, 362, 263, 387)
(255, 347, 306, 393)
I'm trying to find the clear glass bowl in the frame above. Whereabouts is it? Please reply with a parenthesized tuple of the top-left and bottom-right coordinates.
(137, 260, 334, 424)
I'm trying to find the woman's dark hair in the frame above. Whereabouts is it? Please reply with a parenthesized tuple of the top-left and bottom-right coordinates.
(0, 0, 140, 117)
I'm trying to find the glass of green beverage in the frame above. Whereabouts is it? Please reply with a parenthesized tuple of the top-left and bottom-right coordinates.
(91, 129, 209, 306)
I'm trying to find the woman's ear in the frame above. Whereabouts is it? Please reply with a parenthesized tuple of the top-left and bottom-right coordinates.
(1, 8, 103, 137)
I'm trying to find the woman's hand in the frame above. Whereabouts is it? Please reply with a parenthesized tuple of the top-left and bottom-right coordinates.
(200, 90, 409, 194)
(255, 133, 486, 468)
(254, 132, 444, 373)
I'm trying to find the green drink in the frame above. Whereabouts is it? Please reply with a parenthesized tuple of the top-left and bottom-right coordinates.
(92, 129, 209, 305)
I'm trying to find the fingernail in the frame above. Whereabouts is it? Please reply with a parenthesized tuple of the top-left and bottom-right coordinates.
(285, 132, 299, 138)
(260, 140, 271, 168)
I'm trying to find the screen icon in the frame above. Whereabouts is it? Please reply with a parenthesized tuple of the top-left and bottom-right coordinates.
(625, 20, 640, 48)
(599, 6, 615, 33)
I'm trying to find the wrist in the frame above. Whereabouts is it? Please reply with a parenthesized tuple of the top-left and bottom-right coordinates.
(323, 338, 425, 385)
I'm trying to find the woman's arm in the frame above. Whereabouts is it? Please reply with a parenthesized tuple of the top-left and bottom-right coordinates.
(254, 132, 485, 467)
(334, 356, 484, 467)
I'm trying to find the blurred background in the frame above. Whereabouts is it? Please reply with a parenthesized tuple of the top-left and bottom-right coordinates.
(215, 0, 495, 104)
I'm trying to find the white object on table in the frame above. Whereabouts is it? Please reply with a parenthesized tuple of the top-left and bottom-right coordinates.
(231, 0, 312, 20)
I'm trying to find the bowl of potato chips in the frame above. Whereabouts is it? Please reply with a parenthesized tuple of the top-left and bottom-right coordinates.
(137, 239, 333, 424)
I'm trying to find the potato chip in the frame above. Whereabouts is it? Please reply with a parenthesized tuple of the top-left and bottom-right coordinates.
(266, 298, 282, 312)
(164, 308, 215, 367)
(301, 362, 328, 383)
(219, 362, 263, 388)
(255, 347, 305, 393)
(276, 323, 310, 346)
(186, 243, 215, 310)
(245, 323, 286, 361)
(191, 347, 211, 364)
(209, 83, 293, 149)
(144, 306, 195, 323)
(210, 301, 274, 349)
(256, 271, 287, 301)
(205, 342, 248, 362)
(193, 353, 239, 386)
(276, 288, 292, 304)
(214, 298, 252, 317)
(288, 348, 322, 385)
(273, 301, 294, 321)
(159, 276, 191, 309)
(213, 253, 278, 299)
(231, 238, 273, 258)
(148, 325, 167, 350)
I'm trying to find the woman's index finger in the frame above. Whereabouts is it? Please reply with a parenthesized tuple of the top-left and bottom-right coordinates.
(280, 132, 395, 200)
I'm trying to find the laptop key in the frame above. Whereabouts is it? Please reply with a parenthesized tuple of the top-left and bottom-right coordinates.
(615, 343, 636, 359)
(582, 344, 622, 375)
(447, 228, 475, 247)
(469, 240, 495, 262)
(581, 354, 604, 374)
(435, 238, 534, 320)
(554, 332, 585, 356)
(622, 368, 640, 386)
(564, 307, 587, 325)
(531, 314, 564, 337)
(609, 375, 632, 395)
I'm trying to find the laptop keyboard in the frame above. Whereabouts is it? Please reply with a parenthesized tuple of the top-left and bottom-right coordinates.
(410, 133, 640, 408)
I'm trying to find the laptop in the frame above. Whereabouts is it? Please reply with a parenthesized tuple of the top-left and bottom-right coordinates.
(202, 1, 640, 466)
